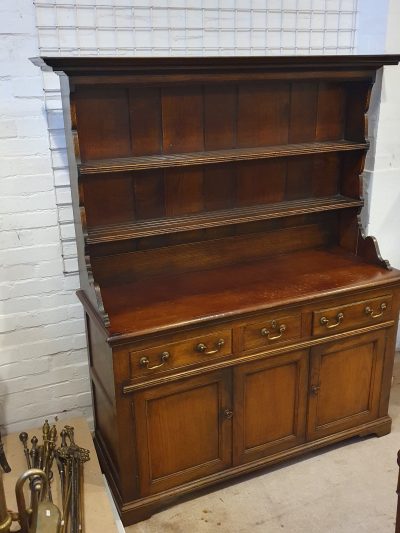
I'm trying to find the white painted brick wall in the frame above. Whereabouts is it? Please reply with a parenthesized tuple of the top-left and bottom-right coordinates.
(0, 0, 91, 433)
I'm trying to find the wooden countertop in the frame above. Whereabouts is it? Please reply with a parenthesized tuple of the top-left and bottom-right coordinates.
(101, 247, 400, 338)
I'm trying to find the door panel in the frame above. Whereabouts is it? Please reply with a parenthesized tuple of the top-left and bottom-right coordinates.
(133, 369, 232, 495)
(233, 350, 308, 465)
(307, 330, 386, 440)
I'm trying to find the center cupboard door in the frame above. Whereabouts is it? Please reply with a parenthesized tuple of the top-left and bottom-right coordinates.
(233, 350, 308, 465)
(133, 369, 232, 496)
(307, 330, 386, 441)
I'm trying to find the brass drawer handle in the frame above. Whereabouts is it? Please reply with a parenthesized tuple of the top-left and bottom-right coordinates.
(365, 302, 387, 319)
(261, 320, 286, 340)
(139, 351, 170, 370)
(196, 339, 225, 355)
(320, 312, 344, 329)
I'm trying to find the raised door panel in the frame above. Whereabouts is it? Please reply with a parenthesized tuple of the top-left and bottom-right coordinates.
(307, 330, 386, 440)
(233, 350, 308, 465)
(133, 370, 232, 495)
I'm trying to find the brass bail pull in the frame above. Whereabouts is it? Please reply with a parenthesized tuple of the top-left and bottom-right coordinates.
(139, 351, 170, 370)
(320, 312, 344, 329)
(196, 339, 225, 355)
(365, 302, 387, 319)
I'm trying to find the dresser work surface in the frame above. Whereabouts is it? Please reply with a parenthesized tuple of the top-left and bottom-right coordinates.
(35, 55, 400, 525)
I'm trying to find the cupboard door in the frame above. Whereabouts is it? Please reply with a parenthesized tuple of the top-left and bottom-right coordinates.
(133, 370, 232, 495)
(233, 350, 308, 465)
(307, 330, 386, 440)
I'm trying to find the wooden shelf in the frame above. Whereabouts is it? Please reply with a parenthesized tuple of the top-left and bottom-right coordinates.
(86, 195, 363, 244)
(79, 140, 369, 175)
(100, 247, 400, 337)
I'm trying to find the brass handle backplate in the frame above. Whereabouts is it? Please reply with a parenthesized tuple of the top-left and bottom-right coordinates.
(320, 312, 344, 329)
(139, 351, 170, 370)
(196, 339, 225, 355)
(223, 408, 233, 420)
(261, 320, 286, 341)
(365, 302, 387, 319)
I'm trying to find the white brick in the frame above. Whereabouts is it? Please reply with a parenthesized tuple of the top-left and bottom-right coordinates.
(0, 227, 60, 250)
(2, 291, 79, 316)
(59, 223, 75, 241)
(55, 186, 72, 205)
(0, 191, 55, 214)
(54, 168, 71, 186)
(1, 174, 53, 195)
(0, 243, 61, 266)
(42, 72, 61, 92)
(0, 305, 78, 332)
(51, 349, 88, 371)
(63, 257, 79, 273)
(61, 241, 78, 259)
(1, 277, 67, 302)
(51, 148, 68, 168)
(16, 116, 47, 138)
(49, 129, 67, 149)
(2, 209, 58, 230)
(0, 137, 49, 157)
(0, 358, 49, 380)
(12, 76, 44, 98)
(47, 110, 64, 130)
(0, 119, 17, 138)
(58, 206, 74, 223)
(56, 377, 91, 397)
(0, 97, 44, 119)
(1, 155, 52, 178)
(16, 334, 87, 359)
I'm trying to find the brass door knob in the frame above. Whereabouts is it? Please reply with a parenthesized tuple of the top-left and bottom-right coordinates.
(311, 384, 320, 395)
(223, 409, 233, 420)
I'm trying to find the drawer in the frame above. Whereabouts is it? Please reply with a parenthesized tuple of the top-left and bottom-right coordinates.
(129, 329, 232, 378)
(240, 313, 302, 352)
(313, 294, 392, 337)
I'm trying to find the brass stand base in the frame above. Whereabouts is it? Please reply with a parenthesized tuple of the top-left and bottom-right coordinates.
(0, 512, 12, 533)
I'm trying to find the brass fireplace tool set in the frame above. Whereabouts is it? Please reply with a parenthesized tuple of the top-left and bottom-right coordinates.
(0, 421, 90, 533)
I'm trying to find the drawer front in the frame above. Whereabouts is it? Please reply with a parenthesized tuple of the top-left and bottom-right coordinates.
(241, 313, 302, 352)
(313, 294, 392, 337)
(129, 329, 232, 378)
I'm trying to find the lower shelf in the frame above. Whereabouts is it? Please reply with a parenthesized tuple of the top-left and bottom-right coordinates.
(100, 247, 400, 337)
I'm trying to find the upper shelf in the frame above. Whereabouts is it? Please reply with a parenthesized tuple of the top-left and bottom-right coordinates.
(86, 195, 363, 244)
(79, 140, 369, 175)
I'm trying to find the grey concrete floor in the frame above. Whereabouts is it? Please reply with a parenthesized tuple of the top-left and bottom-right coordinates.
(126, 354, 400, 533)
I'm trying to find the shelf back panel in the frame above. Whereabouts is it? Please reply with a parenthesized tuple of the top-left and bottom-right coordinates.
(74, 80, 367, 163)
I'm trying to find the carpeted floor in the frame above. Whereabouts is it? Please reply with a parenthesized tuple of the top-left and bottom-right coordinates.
(126, 354, 400, 533)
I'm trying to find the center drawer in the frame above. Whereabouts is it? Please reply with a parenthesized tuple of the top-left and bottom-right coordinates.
(312, 294, 392, 337)
(239, 313, 302, 352)
(129, 329, 232, 378)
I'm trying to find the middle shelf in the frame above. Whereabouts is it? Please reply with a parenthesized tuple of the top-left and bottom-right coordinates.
(86, 195, 363, 245)
(79, 140, 369, 175)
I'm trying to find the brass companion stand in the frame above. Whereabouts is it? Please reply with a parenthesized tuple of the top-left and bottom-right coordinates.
(0, 469, 12, 533)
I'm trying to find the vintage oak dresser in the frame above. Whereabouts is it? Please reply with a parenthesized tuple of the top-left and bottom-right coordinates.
(37, 55, 400, 524)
